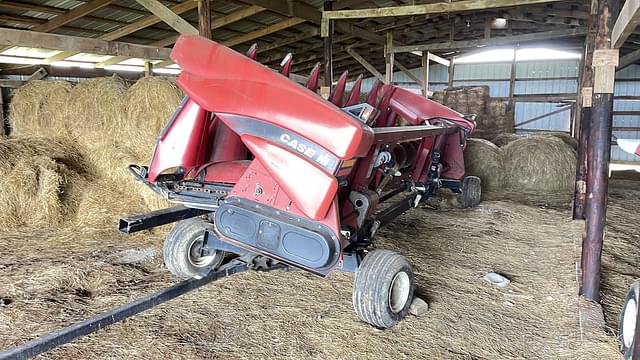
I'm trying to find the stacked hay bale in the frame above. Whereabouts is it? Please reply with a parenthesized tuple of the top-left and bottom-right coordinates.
(502, 137, 576, 193)
(492, 132, 578, 151)
(7, 76, 184, 228)
(9, 80, 73, 137)
(0, 137, 89, 228)
(431, 86, 514, 140)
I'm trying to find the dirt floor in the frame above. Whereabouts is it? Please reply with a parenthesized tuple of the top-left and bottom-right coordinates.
(2, 181, 637, 359)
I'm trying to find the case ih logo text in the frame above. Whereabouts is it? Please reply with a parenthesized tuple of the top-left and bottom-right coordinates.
(279, 133, 331, 167)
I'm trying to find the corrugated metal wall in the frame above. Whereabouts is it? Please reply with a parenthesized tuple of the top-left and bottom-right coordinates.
(613, 65, 640, 162)
(354, 58, 640, 163)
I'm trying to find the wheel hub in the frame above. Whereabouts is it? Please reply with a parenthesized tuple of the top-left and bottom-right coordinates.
(187, 236, 216, 268)
(389, 272, 410, 313)
(623, 298, 638, 348)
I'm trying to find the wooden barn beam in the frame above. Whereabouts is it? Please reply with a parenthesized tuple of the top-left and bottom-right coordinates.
(392, 28, 587, 53)
(152, 5, 266, 48)
(44, 1, 198, 63)
(133, 0, 198, 35)
(612, 0, 640, 48)
(346, 47, 384, 81)
(323, 0, 334, 88)
(619, 48, 640, 69)
(241, 0, 386, 45)
(0, 28, 171, 60)
(0, 0, 113, 53)
(238, 0, 321, 23)
(321, 0, 565, 36)
(223, 18, 305, 47)
(256, 29, 319, 54)
(581, 0, 620, 303)
(198, 0, 212, 38)
(395, 60, 423, 87)
(30, 0, 113, 33)
(574, 13, 597, 221)
(0, 1, 66, 15)
(96, 5, 265, 68)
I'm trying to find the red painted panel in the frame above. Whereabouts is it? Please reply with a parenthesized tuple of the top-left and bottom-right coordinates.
(148, 98, 211, 182)
(241, 135, 338, 220)
(171, 35, 374, 159)
(199, 160, 251, 184)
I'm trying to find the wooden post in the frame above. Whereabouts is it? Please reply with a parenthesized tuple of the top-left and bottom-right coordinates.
(144, 60, 154, 77)
(447, 56, 455, 88)
(508, 47, 517, 112)
(422, 51, 429, 97)
(198, 0, 212, 39)
(484, 17, 492, 39)
(574, 13, 597, 221)
(323, 1, 333, 88)
(581, 0, 620, 303)
(385, 31, 394, 84)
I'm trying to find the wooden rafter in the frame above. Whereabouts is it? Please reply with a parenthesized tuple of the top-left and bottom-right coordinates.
(240, 0, 386, 45)
(30, 0, 113, 33)
(95, 5, 266, 68)
(321, 0, 567, 36)
(224, 17, 305, 47)
(392, 28, 587, 53)
(44, 1, 198, 63)
(133, 0, 198, 35)
(612, 0, 640, 48)
(346, 47, 384, 81)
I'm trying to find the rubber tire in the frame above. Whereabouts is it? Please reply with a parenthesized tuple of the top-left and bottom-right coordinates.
(619, 280, 640, 359)
(163, 218, 225, 279)
(352, 250, 415, 329)
(461, 176, 481, 209)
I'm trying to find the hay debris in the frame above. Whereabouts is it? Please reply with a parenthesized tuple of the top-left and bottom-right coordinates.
(503, 137, 576, 193)
(0, 199, 622, 359)
(9, 80, 73, 137)
(0, 137, 88, 228)
(464, 138, 505, 194)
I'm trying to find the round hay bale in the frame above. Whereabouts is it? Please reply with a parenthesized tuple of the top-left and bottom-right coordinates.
(492, 133, 524, 147)
(503, 137, 576, 193)
(9, 80, 73, 137)
(463, 138, 505, 194)
(124, 76, 183, 157)
(66, 76, 128, 147)
(534, 132, 578, 151)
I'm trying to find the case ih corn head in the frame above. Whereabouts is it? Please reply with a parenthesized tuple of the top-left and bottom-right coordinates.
(121, 35, 478, 329)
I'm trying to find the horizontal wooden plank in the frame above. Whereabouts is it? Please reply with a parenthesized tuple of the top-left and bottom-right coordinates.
(323, 0, 565, 19)
(0, 28, 171, 60)
(393, 28, 587, 53)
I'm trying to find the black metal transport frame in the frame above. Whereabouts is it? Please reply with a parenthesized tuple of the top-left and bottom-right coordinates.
(0, 260, 251, 360)
(118, 206, 210, 234)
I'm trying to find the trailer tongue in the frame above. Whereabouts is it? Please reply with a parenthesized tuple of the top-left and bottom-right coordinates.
(121, 35, 478, 329)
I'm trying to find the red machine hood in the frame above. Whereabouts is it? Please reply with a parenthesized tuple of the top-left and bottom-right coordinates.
(171, 35, 374, 160)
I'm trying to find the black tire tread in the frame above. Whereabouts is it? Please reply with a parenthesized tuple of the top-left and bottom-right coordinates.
(461, 176, 481, 208)
(163, 218, 224, 279)
(353, 250, 415, 329)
